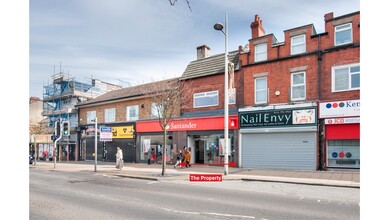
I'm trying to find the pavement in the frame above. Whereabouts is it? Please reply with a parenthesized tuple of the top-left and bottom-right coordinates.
(29, 160, 360, 188)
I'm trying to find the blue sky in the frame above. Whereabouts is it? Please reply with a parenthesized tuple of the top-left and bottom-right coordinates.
(29, 0, 360, 98)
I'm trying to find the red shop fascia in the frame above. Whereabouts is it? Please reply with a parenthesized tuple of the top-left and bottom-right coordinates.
(136, 115, 239, 133)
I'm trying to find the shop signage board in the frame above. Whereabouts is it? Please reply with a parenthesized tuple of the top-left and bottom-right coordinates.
(99, 127, 112, 141)
(325, 117, 360, 124)
(112, 125, 135, 139)
(319, 99, 360, 118)
(136, 116, 238, 132)
(239, 107, 317, 128)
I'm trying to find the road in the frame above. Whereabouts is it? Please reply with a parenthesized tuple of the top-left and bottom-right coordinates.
(30, 168, 359, 219)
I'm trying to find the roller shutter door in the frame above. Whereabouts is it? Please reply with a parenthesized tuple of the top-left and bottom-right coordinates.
(242, 132, 316, 170)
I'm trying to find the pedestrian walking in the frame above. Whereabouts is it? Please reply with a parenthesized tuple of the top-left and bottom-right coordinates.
(147, 147, 152, 165)
(182, 146, 187, 167)
(174, 150, 182, 168)
(116, 147, 123, 170)
(185, 147, 191, 168)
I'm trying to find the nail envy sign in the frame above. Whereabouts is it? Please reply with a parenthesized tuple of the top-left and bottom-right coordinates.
(239, 107, 317, 128)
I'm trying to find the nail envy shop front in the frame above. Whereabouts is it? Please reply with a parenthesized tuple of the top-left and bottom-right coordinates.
(136, 115, 239, 165)
(319, 100, 360, 169)
(239, 104, 318, 170)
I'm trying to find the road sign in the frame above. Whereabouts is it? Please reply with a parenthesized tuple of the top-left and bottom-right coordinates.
(100, 127, 112, 141)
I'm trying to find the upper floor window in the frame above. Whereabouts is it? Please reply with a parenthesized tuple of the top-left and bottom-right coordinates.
(255, 77, 267, 104)
(335, 23, 352, 46)
(291, 72, 306, 101)
(104, 108, 116, 123)
(194, 91, 219, 108)
(87, 110, 96, 124)
(332, 64, 360, 92)
(151, 103, 162, 118)
(126, 105, 139, 121)
(291, 34, 306, 55)
(254, 43, 267, 62)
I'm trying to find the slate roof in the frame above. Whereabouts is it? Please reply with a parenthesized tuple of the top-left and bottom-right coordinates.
(180, 50, 240, 80)
(75, 77, 180, 107)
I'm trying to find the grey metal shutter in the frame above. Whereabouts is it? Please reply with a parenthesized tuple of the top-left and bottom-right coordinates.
(242, 132, 316, 170)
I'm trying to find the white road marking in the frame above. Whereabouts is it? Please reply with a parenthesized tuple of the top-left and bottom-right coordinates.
(161, 207, 255, 219)
(147, 181, 158, 185)
(204, 212, 256, 219)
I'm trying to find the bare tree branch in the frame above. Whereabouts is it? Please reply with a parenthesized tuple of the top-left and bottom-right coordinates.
(168, 0, 192, 12)
(141, 77, 193, 175)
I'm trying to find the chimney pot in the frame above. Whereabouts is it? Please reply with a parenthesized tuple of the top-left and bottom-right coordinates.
(251, 14, 265, 38)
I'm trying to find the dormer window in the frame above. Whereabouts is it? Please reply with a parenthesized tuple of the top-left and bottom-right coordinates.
(335, 23, 352, 46)
(254, 43, 267, 62)
(291, 34, 306, 55)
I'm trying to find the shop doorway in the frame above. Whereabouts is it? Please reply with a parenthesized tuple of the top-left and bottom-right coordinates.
(195, 140, 204, 164)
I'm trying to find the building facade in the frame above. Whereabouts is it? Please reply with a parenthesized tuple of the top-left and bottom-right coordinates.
(71, 10, 359, 171)
(237, 11, 360, 170)
(42, 72, 121, 161)
(76, 78, 181, 163)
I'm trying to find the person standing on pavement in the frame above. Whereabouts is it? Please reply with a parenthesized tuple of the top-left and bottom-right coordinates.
(147, 147, 152, 165)
(116, 147, 123, 170)
(174, 150, 182, 168)
(182, 146, 187, 163)
(185, 147, 191, 168)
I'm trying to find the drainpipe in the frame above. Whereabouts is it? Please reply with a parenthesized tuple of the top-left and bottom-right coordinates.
(316, 33, 327, 171)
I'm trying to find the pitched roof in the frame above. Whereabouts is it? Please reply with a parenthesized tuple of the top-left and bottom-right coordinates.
(180, 50, 240, 80)
(75, 77, 179, 107)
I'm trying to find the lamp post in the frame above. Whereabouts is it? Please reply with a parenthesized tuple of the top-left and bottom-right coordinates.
(94, 117, 97, 172)
(214, 11, 229, 176)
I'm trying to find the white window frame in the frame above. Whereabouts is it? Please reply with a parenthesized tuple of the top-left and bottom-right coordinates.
(291, 34, 306, 55)
(151, 103, 162, 118)
(335, 23, 352, 46)
(332, 63, 360, 92)
(87, 110, 96, 124)
(126, 105, 139, 121)
(193, 90, 219, 108)
(254, 43, 267, 62)
(255, 77, 267, 104)
(104, 108, 116, 123)
(291, 72, 306, 101)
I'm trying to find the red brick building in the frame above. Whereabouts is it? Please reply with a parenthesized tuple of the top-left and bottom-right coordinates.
(238, 11, 360, 170)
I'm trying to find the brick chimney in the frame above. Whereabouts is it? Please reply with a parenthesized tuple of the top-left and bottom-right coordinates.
(324, 12, 334, 22)
(251, 15, 265, 38)
(196, 45, 211, 60)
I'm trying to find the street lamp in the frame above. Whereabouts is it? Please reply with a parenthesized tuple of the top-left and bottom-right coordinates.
(214, 12, 229, 176)
(94, 117, 97, 172)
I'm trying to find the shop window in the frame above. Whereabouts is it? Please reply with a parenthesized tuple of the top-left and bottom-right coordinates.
(291, 72, 306, 101)
(335, 23, 352, 46)
(291, 34, 306, 55)
(327, 139, 360, 168)
(332, 63, 360, 92)
(254, 43, 267, 62)
(140, 135, 172, 161)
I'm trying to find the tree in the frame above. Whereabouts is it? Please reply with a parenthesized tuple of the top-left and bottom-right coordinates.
(143, 77, 192, 176)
